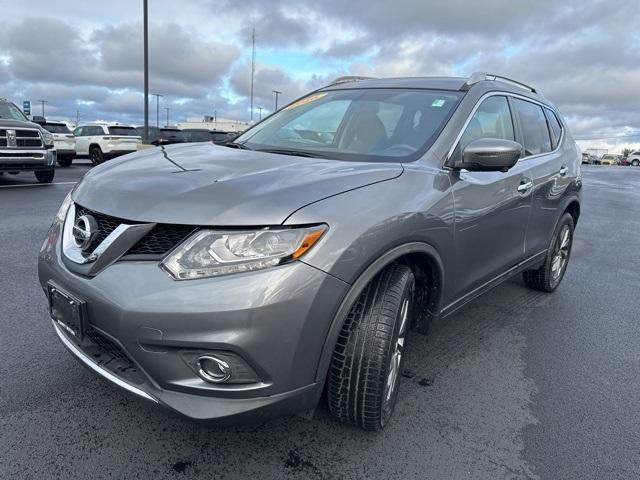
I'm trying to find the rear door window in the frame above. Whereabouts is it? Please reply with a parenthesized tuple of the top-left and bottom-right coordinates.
(512, 98, 552, 157)
(459, 96, 515, 152)
(44, 123, 71, 134)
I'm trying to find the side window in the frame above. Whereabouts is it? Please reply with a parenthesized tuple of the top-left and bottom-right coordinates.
(459, 96, 514, 152)
(512, 99, 552, 157)
(73, 127, 83, 136)
(545, 108, 563, 148)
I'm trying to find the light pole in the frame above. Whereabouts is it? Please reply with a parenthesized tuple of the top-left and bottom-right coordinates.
(143, 0, 149, 143)
(75, 110, 81, 127)
(151, 93, 163, 127)
(37, 99, 48, 117)
(258, 106, 263, 121)
(272, 90, 282, 111)
(165, 107, 171, 127)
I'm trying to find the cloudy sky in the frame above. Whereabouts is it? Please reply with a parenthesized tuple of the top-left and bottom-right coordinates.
(1, 0, 639, 150)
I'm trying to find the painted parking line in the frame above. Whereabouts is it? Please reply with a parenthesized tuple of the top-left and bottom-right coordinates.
(0, 181, 77, 189)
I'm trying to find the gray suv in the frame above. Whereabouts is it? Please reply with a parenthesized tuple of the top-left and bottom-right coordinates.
(38, 73, 581, 430)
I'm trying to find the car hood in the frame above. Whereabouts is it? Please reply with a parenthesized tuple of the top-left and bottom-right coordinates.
(0, 119, 44, 129)
(73, 143, 403, 225)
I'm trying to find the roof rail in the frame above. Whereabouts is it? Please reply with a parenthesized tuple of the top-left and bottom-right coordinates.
(327, 75, 375, 87)
(462, 72, 537, 94)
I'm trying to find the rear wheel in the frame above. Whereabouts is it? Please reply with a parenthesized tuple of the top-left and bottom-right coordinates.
(34, 169, 55, 184)
(632, 160, 639, 166)
(328, 262, 415, 431)
(523, 213, 574, 292)
(57, 156, 73, 167)
(89, 146, 104, 165)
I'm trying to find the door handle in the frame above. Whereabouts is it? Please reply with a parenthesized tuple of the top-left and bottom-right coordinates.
(559, 166, 568, 177)
(517, 179, 533, 193)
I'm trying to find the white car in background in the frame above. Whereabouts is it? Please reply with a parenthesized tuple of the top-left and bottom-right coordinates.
(34, 119, 76, 167)
(73, 122, 141, 164)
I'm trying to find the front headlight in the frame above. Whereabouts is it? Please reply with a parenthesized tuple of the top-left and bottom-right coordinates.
(40, 129, 54, 147)
(55, 191, 74, 223)
(161, 225, 327, 280)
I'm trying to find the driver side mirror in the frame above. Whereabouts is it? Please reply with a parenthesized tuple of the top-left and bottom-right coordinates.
(456, 138, 523, 172)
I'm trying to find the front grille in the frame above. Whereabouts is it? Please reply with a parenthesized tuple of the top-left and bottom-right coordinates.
(83, 326, 145, 385)
(0, 128, 43, 149)
(75, 204, 194, 257)
(0, 152, 45, 158)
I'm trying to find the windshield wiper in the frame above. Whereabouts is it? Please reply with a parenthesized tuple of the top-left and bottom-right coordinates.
(254, 148, 328, 159)
(223, 141, 252, 150)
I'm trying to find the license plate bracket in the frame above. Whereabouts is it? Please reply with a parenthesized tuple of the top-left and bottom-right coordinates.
(48, 282, 85, 343)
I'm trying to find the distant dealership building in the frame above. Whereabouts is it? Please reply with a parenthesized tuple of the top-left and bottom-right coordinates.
(177, 116, 251, 133)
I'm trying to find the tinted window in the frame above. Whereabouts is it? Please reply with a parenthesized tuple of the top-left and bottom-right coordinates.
(545, 108, 563, 147)
(236, 89, 463, 162)
(459, 96, 514, 152)
(513, 99, 552, 156)
(160, 129, 187, 141)
(108, 126, 139, 136)
(183, 130, 213, 142)
(73, 127, 84, 136)
(43, 123, 71, 134)
(85, 126, 104, 136)
(212, 132, 232, 142)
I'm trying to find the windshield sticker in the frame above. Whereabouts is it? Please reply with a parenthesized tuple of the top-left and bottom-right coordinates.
(432, 99, 446, 107)
(284, 92, 328, 110)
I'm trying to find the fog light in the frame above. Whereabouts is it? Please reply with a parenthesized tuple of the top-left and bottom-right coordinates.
(197, 356, 231, 383)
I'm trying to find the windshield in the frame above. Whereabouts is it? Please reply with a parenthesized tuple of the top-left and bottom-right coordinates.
(235, 88, 462, 162)
(43, 123, 71, 134)
(108, 126, 139, 136)
(0, 102, 29, 122)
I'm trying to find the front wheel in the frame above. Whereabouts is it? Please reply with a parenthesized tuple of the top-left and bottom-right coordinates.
(632, 160, 639, 166)
(34, 169, 55, 184)
(328, 262, 415, 431)
(523, 213, 574, 292)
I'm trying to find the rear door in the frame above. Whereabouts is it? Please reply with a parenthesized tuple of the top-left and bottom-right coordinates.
(449, 95, 534, 302)
(73, 127, 89, 155)
(512, 98, 568, 256)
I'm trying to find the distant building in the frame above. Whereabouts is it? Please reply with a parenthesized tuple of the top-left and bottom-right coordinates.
(177, 116, 251, 133)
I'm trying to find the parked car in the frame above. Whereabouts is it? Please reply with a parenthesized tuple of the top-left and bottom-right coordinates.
(182, 128, 235, 144)
(0, 98, 57, 182)
(600, 153, 621, 165)
(73, 122, 141, 164)
(136, 126, 188, 146)
(625, 151, 640, 166)
(39, 73, 581, 431)
(581, 152, 592, 164)
(33, 117, 76, 167)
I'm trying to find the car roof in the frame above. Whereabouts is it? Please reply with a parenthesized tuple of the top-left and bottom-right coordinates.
(322, 73, 550, 106)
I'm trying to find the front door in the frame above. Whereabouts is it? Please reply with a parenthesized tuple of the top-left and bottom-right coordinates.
(446, 95, 533, 304)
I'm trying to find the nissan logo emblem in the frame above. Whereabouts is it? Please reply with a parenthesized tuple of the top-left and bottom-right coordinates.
(72, 215, 99, 251)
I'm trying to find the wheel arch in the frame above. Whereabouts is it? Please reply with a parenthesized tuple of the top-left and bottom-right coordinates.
(314, 241, 445, 385)
(564, 199, 581, 226)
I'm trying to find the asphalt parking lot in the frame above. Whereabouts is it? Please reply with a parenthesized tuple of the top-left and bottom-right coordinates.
(1, 165, 639, 479)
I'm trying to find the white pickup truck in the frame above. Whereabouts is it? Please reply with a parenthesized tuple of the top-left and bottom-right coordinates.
(73, 122, 141, 164)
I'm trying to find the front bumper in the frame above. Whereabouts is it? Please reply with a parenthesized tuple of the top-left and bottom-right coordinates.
(38, 220, 348, 422)
(0, 149, 56, 171)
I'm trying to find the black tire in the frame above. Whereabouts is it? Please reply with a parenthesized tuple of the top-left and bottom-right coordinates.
(523, 213, 574, 292)
(89, 146, 104, 165)
(328, 262, 415, 431)
(57, 156, 73, 167)
(34, 169, 55, 184)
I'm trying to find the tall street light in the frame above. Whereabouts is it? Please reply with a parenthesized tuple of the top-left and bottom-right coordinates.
(258, 106, 263, 121)
(272, 90, 282, 111)
(37, 99, 48, 117)
(165, 107, 171, 127)
(143, 0, 149, 143)
(151, 93, 163, 127)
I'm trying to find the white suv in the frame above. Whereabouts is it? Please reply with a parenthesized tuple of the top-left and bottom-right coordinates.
(73, 123, 141, 164)
(627, 151, 640, 166)
(35, 119, 76, 167)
